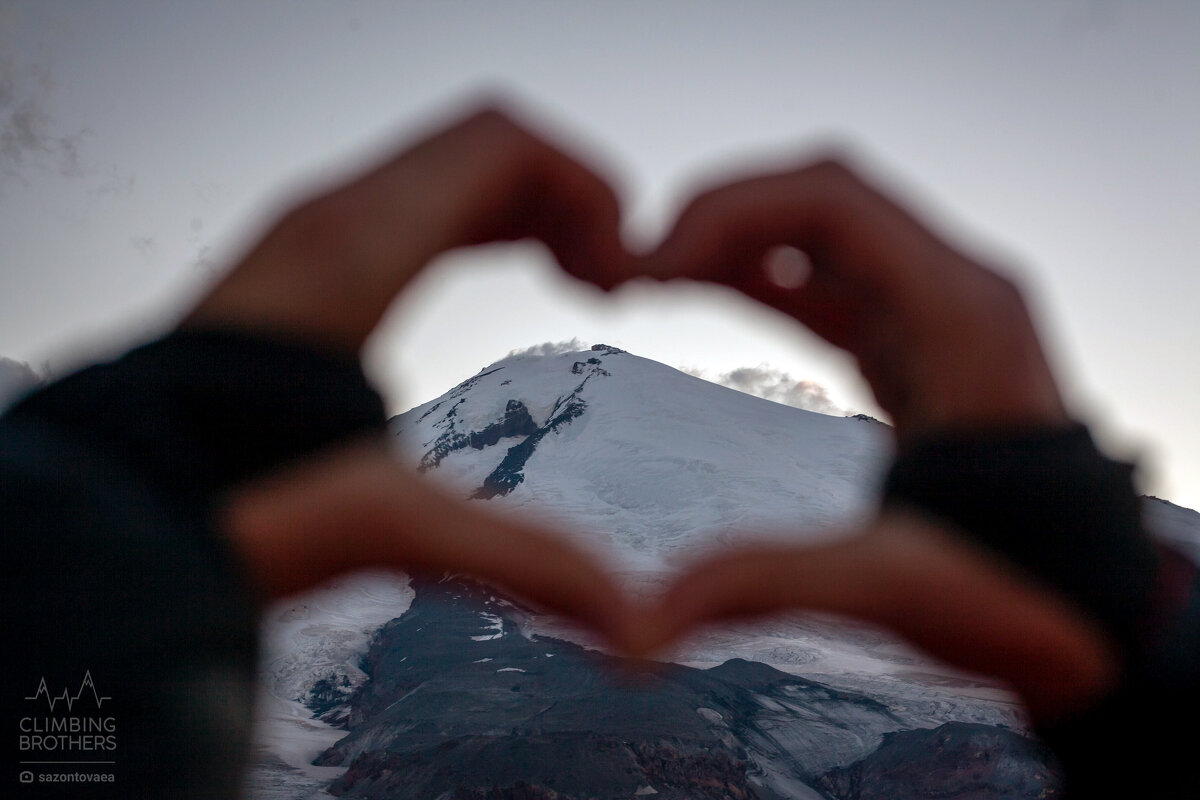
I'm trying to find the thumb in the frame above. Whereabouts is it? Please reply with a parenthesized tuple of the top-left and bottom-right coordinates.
(648, 514, 1119, 722)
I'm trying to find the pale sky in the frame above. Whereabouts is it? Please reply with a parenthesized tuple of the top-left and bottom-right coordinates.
(2, 1, 1199, 509)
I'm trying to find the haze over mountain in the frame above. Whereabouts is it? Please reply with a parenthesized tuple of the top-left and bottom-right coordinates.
(248, 344, 1200, 798)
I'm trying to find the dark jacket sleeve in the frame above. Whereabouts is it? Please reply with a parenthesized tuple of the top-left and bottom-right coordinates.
(883, 424, 1200, 798)
(1, 329, 386, 798)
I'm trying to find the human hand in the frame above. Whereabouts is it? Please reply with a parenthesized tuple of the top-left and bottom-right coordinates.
(647, 158, 1068, 443)
(190, 103, 643, 646)
(172, 100, 657, 657)
(632, 158, 1138, 721)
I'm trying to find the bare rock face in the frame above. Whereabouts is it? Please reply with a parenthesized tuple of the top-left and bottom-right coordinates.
(317, 576, 783, 798)
(314, 577, 1060, 800)
(817, 722, 1060, 800)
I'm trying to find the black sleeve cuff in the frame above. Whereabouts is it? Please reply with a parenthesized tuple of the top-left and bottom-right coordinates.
(882, 423, 1157, 655)
(881, 424, 1200, 795)
(12, 327, 388, 511)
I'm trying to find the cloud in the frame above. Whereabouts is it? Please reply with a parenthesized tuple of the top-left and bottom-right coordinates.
(506, 338, 590, 358)
(0, 356, 40, 410)
(685, 364, 842, 415)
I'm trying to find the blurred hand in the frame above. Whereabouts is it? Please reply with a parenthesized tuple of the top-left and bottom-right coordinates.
(637, 157, 1120, 721)
(221, 441, 639, 649)
(643, 512, 1118, 721)
(186, 103, 632, 350)
(647, 158, 1068, 443)
(192, 103, 638, 644)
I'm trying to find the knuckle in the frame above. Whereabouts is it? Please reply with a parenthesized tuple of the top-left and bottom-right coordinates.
(794, 150, 876, 221)
(450, 102, 531, 156)
(467, 107, 544, 170)
(465, 104, 519, 133)
(682, 186, 724, 223)
(981, 269, 1031, 322)
(281, 191, 357, 259)
(800, 149, 864, 187)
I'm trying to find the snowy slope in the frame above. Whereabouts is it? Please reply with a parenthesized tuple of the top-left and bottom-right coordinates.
(246, 571, 414, 796)
(386, 346, 1025, 718)
(391, 344, 891, 575)
(1144, 495, 1200, 562)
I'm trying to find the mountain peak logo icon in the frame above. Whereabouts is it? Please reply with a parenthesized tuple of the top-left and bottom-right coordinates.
(25, 671, 110, 712)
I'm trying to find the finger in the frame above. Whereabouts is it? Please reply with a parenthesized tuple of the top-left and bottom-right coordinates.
(186, 101, 632, 349)
(647, 158, 997, 372)
(650, 159, 959, 310)
(645, 157, 1065, 437)
(344, 104, 633, 291)
(383, 470, 638, 646)
(652, 513, 1118, 721)
(472, 116, 633, 291)
(643, 160, 961, 431)
(221, 442, 637, 648)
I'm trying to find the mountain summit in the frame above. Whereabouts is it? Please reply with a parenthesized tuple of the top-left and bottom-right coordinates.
(391, 345, 890, 574)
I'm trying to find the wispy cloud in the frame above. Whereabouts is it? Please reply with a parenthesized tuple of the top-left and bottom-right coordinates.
(506, 339, 590, 358)
(685, 364, 842, 415)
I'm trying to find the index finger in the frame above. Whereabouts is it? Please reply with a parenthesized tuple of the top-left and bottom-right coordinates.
(649, 159, 969, 316)
(222, 442, 639, 649)
(650, 514, 1117, 721)
(645, 157, 1066, 438)
(358, 104, 634, 289)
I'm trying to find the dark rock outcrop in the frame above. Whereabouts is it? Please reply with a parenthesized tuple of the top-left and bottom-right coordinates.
(306, 673, 355, 724)
(418, 399, 538, 472)
(817, 722, 1060, 800)
(312, 578, 1061, 799)
(400, 355, 617, 500)
(315, 577, 813, 797)
(471, 364, 606, 499)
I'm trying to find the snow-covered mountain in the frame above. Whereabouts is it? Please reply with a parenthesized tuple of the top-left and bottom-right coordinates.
(392, 344, 889, 575)
(248, 343, 1200, 798)
(381, 345, 1031, 702)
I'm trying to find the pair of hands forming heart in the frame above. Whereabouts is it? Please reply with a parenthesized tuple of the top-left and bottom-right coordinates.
(192, 103, 1117, 725)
